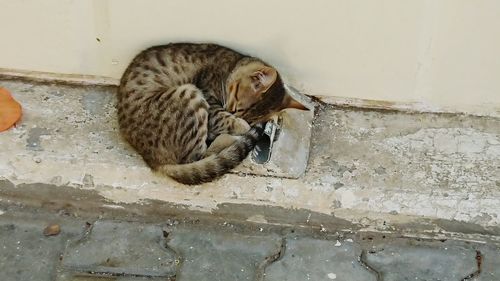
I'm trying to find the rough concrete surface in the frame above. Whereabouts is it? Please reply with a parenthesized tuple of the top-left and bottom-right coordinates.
(309, 108, 500, 228)
(1, 77, 500, 237)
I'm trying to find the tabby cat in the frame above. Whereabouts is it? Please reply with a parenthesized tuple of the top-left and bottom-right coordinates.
(117, 43, 306, 185)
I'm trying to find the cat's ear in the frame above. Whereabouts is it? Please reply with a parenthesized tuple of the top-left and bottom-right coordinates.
(250, 67, 277, 93)
(281, 94, 309, 111)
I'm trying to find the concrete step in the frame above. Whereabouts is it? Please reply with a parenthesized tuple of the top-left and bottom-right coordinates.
(0, 77, 499, 240)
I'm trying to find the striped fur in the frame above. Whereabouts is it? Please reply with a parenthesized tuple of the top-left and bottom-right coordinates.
(155, 124, 264, 185)
(117, 43, 303, 185)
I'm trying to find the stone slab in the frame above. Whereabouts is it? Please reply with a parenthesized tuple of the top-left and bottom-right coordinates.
(167, 227, 282, 281)
(364, 243, 478, 280)
(0, 217, 81, 281)
(264, 237, 376, 281)
(61, 221, 176, 278)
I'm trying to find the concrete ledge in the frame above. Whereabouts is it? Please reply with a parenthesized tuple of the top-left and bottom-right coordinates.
(3, 68, 500, 118)
(0, 68, 119, 86)
(1, 78, 499, 240)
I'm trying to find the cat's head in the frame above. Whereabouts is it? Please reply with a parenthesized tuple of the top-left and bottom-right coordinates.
(226, 59, 307, 125)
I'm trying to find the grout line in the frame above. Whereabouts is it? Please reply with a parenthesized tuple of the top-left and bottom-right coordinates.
(254, 237, 287, 281)
(358, 250, 383, 281)
(460, 250, 483, 281)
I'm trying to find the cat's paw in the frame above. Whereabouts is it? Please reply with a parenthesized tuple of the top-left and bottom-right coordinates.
(232, 118, 251, 135)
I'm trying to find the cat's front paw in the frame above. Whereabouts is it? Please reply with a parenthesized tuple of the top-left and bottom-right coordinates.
(232, 118, 251, 135)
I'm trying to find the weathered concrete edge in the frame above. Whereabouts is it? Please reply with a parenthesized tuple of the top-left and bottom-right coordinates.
(1, 179, 499, 243)
(2, 70, 499, 118)
(316, 95, 500, 119)
(0, 68, 119, 86)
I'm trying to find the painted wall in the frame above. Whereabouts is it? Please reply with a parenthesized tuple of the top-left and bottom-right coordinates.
(1, 0, 499, 114)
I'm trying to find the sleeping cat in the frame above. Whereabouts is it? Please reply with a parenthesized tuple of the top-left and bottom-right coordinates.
(117, 43, 306, 185)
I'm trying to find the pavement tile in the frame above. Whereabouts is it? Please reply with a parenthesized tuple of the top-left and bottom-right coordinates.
(167, 227, 281, 281)
(364, 243, 477, 281)
(61, 221, 176, 278)
(264, 237, 376, 281)
(0, 221, 75, 281)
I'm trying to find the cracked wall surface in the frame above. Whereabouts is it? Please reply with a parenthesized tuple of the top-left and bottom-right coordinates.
(0, 78, 499, 234)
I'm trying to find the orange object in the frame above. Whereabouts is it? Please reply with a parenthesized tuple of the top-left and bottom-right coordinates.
(0, 87, 22, 132)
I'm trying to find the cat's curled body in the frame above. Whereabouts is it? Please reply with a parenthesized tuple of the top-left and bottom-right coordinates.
(117, 43, 305, 185)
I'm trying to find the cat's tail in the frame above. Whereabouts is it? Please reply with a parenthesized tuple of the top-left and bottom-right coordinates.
(155, 124, 265, 185)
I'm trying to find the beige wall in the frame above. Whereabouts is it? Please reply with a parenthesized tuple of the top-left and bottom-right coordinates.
(1, 0, 499, 114)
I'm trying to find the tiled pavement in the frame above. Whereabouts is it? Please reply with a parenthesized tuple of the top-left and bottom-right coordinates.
(0, 209, 498, 281)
